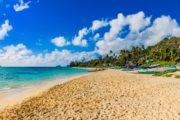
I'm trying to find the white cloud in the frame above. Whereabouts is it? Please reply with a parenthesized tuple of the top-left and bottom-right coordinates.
(1, 12, 180, 66)
(14, 0, 31, 12)
(72, 28, 88, 47)
(91, 20, 108, 31)
(96, 13, 127, 55)
(51, 36, 70, 47)
(96, 38, 124, 55)
(95, 12, 180, 55)
(0, 44, 97, 67)
(104, 13, 126, 41)
(0, 20, 13, 40)
(126, 11, 151, 32)
(71, 20, 107, 47)
(139, 15, 180, 46)
(93, 33, 100, 41)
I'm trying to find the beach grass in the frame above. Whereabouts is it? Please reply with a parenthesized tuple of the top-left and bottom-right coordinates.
(165, 74, 173, 77)
(175, 75, 180, 79)
(153, 69, 179, 76)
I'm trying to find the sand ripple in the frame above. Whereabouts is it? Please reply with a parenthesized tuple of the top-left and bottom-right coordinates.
(1, 70, 180, 120)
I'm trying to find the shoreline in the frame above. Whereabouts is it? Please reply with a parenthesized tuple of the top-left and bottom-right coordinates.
(1, 69, 180, 119)
(73, 67, 106, 72)
(0, 72, 91, 111)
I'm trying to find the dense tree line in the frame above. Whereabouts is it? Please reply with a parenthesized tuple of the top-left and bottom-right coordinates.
(70, 37, 180, 67)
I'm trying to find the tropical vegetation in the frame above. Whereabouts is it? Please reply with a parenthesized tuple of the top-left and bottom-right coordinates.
(70, 37, 180, 67)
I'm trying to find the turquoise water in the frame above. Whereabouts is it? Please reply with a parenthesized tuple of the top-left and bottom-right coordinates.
(0, 67, 89, 90)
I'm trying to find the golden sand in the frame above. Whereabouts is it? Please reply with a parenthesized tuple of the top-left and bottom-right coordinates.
(1, 69, 180, 120)
(0, 74, 90, 110)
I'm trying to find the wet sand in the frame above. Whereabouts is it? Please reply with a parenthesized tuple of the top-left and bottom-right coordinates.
(0, 74, 90, 110)
(1, 69, 180, 120)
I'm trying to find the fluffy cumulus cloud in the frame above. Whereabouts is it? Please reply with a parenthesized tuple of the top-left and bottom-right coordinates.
(96, 13, 127, 55)
(72, 28, 88, 47)
(51, 36, 70, 47)
(95, 11, 180, 55)
(53, 11, 180, 56)
(139, 16, 180, 46)
(2, 11, 180, 66)
(104, 13, 126, 41)
(126, 11, 151, 32)
(0, 44, 97, 67)
(0, 20, 13, 40)
(14, 0, 31, 12)
(91, 20, 108, 32)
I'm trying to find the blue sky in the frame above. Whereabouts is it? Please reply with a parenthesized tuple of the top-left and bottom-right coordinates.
(0, 0, 180, 66)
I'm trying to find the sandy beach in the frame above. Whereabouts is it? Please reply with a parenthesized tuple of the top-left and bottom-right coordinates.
(1, 69, 180, 119)
(0, 73, 90, 110)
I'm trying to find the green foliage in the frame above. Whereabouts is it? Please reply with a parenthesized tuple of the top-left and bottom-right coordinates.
(70, 37, 180, 67)
(165, 74, 173, 77)
(142, 61, 177, 66)
(153, 69, 179, 76)
(175, 75, 180, 79)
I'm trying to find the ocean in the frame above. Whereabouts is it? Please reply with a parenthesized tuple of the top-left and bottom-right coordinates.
(0, 67, 89, 91)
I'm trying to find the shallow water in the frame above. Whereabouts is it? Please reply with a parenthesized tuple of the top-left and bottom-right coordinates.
(0, 67, 89, 91)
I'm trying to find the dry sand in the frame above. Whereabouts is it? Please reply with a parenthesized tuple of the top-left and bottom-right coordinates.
(0, 74, 90, 110)
(1, 69, 180, 120)
(172, 71, 180, 76)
